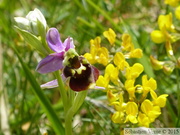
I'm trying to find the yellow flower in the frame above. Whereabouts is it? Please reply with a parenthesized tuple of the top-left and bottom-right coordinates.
(96, 47, 109, 65)
(164, 0, 180, 7)
(125, 102, 138, 124)
(125, 79, 136, 100)
(96, 75, 109, 88)
(84, 36, 109, 65)
(141, 99, 161, 122)
(142, 75, 157, 97)
(150, 55, 164, 70)
(129, 49, 143, 58)
(111, 111, 125, 124)
(125, 63, 144, 80)
(111, 93, 126, 124)
(96, 64, 119, 88)
(103, 28, 116, 45)
(105, 64, 119, 85)
(121, 33, 143, 58)
(112, 93, 126, 111)
(175, 6, 180, 20)
(150, 90, 168, 107)
(107, 90, 118, 103)
(138, 112, 151, 127)
(114, 52, 129, 70)
(122, 34, 134, 51)
(158, 13, 175, 32)
(150, 30, 166, 44)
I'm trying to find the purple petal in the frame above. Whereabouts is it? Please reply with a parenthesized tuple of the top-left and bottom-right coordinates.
(36, 53, 64, 74)
(41, 74, 67, 89)
(41, 79, 58, 89)
(64, 37, 75, 51)
(46, 28, 65, 52)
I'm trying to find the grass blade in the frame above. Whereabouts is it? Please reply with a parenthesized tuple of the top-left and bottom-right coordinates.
(12, 46, 65, 135)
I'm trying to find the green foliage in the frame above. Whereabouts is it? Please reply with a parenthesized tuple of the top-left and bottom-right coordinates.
(1, 0, 179, 134)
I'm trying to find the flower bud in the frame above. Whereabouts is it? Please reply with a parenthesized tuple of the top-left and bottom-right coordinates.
(150, 55, 164, 70)
(14, 17, 30, 30)
(150, 30, 165, 44)
(14, 8, 47, 36)
(165, 41, 176, 61)
(163, 62, 175, 75)
(26, 8, 47, 35)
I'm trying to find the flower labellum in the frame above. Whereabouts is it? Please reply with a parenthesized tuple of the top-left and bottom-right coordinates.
(63, 49, 99, 91)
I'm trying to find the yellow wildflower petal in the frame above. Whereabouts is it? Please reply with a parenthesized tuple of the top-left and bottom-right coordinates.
(125, 63, 144, 79)
(96, 75, 109, 88)
(114, 52, 129, 70)
(103, 28, 116, 45)
(148, 106, 161, 122)
(141, 99, 153, 115)
(111, 111, 125, 123)
(153, 94, 168, 107)
(142, 75, 157, 91)
(84, 53, 95, 64)
(175, 6, 180, 20)
(90, 36, 101, 49)
(126, 102, 138, 116)
(125, 79, 136, 100)
(122, 34, 134, 51)
(96, 47, 109, 65)
(125, 79, 135, 89)
(128, 115, 138, 124)
(129, 49, 143, 58)
(105, 64, 119, 84)
(141, 100, 161, 122)
(158, 13, 174, 31)
(151, 30, 166, 44)
(138, 112, 150, 127)
(165, 0, 180, 7)
(125, 102, 138, 123)
(150, 90, 158, 100)
(107, 90, 118, 103)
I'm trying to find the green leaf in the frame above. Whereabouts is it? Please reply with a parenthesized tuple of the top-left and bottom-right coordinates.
(12, 46, 65, 135)
(14, 26, 48, 55)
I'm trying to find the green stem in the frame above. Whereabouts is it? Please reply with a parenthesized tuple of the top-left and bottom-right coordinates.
(54, 71, 68, 113)
(65, 90, 87, 135)
(176, 68, 180, 127)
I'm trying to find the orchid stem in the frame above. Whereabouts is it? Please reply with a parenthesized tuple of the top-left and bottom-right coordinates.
(55, 71, 68, 113)
(65, 90, 87, 135)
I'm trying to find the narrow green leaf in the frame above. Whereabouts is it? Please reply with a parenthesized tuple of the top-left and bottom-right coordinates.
(14, 26, 48, 55)
(12, 46, 65, 135)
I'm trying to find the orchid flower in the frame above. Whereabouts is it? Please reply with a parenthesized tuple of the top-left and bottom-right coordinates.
(36, 28, 74, 74)
(36, 28, 100, 91)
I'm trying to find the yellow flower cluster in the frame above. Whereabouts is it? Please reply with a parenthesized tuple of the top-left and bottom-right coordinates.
(150, 1, 180, 74)
(150, 13, 175, 44)
(98, 62, 168, 127)
(84, 29, 142, 66)
(85, 29, 168, 127)
(84, 36, 109, 66)
(151, 1, 180, 44)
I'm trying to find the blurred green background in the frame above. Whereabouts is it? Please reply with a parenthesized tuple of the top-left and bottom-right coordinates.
(0, 0, 178, 134)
